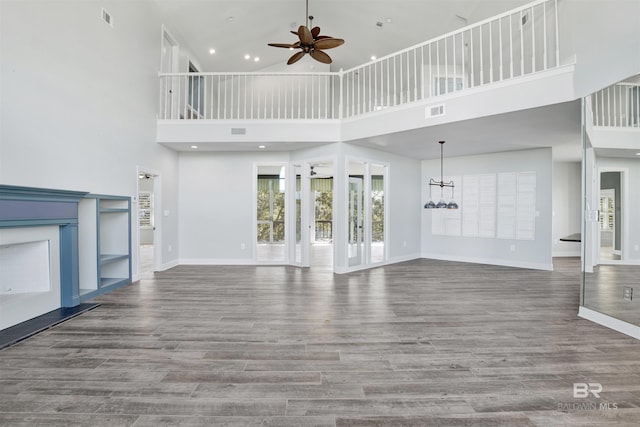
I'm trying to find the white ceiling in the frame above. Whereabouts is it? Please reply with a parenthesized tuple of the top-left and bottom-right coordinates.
(153, 0, 532, 73)
(595, 148, 640, 159)
(153, 0, 585, 161)
(348, 101, 583, 161)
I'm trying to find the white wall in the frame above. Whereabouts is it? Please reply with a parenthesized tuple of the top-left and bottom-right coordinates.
(560, 0, 640, 97)
(178, 151, 289, 263)
(552, 161, 581, 256)
(421, 147, 554, 270)
(0, 0, 180, 271)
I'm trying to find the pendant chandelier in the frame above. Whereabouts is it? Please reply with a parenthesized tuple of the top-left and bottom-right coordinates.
(424, 141, 459, 210)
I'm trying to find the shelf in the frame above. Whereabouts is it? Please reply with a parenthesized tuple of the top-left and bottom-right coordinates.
(100, 254, 129, 265)
(100, 277, 128, 288)
(78, 194, 132, 303)
(100, 208, 129, 213)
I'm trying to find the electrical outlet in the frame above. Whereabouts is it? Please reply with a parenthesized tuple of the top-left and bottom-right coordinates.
(510, 244, 516, 252)
(623, 287, 633, 301)
(240, 243, 246, 250)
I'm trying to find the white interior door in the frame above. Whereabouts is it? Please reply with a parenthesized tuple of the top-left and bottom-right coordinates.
(161, 31, 176, 118)
(348, 177, 363, 267)
(290, 163, 310, 267)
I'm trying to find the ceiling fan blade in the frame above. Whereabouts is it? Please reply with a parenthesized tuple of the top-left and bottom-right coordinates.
(298, 25, 313, 45)
(311, 26, 321, 38)
(314, 38, 344, 50)
(268, 43, 297, 48)
(310, 49, 332, 64)
(287, 51, 306, 65)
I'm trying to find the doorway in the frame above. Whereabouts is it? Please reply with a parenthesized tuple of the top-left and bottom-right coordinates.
(160, 28, 178, 119)
(309, 161, 335, 268)
(138, 171, 158, 277)
(599, 170, 624, 262)
(346, 159, 389, 270)
(288, 160, 335, 269)
(256, 164, 286, 263)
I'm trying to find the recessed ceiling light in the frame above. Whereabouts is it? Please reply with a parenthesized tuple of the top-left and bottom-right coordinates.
(209, 48, 216, 54)
(258, 145, 266, 149)
(254, 57, 260, 62)
(386, 17, 393, 23)
(244, 54, 251, 60)
(371, 55, 377, 61)
(191, 145, 198, 149)
(226, 16, 234, 22)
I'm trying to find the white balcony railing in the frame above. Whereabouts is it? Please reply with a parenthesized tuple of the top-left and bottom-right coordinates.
(159, 72, 341, 120)
(158, 0, 560, 121)
(591, 83, 640, 128)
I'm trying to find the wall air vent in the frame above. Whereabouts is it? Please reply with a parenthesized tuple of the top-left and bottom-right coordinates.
(231, 128, 246, 135)
(425, 104, 445, 118)
(101, 8, 113, 27)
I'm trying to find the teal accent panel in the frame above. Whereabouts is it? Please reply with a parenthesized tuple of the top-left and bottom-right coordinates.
(60, 224, 80, 307)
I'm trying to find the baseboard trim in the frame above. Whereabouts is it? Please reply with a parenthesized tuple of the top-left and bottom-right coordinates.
(421, 252, 553, 271)
(179, 258, 256, 266)
(552, 251, 581, 257)
(334, 253, 421, 274)
(578, 306, 640, 340)
(158, 259, 179, 271)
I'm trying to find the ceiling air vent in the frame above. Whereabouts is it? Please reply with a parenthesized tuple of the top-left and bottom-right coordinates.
(425, 104, 445, 118)
(231, 128, 246, 135)
(101, 8, 113, 27)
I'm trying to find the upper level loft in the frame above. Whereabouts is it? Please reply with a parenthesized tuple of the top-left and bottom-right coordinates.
(156, 0, 637, 150)
(586, 78, 640, 150)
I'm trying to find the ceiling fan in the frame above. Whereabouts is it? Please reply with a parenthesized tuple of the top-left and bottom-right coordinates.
(268, 0, 344, 65)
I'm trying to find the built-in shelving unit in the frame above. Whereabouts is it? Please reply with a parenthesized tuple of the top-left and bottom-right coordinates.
(78, 194, 131, 300)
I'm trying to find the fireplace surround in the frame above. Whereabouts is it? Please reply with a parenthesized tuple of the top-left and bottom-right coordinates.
(0, 185, 88, 330)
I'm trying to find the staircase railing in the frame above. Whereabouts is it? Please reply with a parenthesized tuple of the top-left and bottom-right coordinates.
(591, 83, 640, 128)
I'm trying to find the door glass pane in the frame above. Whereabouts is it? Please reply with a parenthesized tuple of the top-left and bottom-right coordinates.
(348, 161, 364, 267)
(310, 162, 334, 268)
(294, 164, 302, 264)
(371, 164, 386, 263)
(257, 165, 285, 262)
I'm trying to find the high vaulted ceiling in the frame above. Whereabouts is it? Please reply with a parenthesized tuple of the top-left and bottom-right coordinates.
(153, 0, 589, 162)
(153, 0, 532, 72)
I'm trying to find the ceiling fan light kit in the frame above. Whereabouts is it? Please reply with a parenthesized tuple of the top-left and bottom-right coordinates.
(268, 0, 344, 65)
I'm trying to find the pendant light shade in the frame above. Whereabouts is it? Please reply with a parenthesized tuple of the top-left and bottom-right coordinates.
(424, 141, 458, 210)
(424, 200, 437, 209)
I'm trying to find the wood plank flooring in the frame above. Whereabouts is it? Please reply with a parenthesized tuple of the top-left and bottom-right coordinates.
(1, 258, 640, 426)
